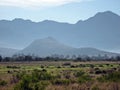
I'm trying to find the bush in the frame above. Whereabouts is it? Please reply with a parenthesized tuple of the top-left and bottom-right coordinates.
(62, 63, 71, 66)
(39, 72, 53, 80)
(15, 71, 26, 80)
(14, 69, 53, 90)
(30, 81, 49, 90)
(0, 80, 7, 86)
(41, 65, 44, 68)
(57, 66, 61, 68)
(92, 86, 100, 90)
(95, 70, 103, 74)
(32, 69, 53, 81)
(52, 79, 70, 85)
(89, 64, 95, 68)
(78, 75, 92, 84)
(38, 81, 49, 90)
(105, 71, 120, 82)
(79, 64, 86, 67)
(97, 71, 120, 82)
(97, 77, 105, 82)
(74, 71, 85, 77)
(7, 66, 20, 69)
(14, 74, 36, 90)
(70, 65, 77, 68)
(99, 65, 103, 67)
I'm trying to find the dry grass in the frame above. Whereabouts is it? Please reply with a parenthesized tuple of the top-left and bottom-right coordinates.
(0, 61, 120, 90)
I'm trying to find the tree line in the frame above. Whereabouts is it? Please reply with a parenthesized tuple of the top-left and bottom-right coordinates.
(0, 54, 120, 62)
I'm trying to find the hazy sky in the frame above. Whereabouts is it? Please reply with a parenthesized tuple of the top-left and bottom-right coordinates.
(0, 0, 120, 23)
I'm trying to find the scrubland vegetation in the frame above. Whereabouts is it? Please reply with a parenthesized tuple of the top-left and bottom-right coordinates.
(0, 60, 120, 90)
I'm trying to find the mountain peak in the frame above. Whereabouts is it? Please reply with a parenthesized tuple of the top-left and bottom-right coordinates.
(76, 11, 119, 24)
(76, 11, 120, 24)
(41, 20, 59, 23)
(12, 18, 32, 23)
(33, 37, 58, 44)
(94, 11, 119, 18)
(44, 37, 57, 42)
(12, 18, 25, 22)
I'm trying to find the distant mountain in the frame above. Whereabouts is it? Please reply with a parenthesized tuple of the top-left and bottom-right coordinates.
(20, 37, 76, 57)
(0, 11, 120, 52)
(0, 47, 19, 57)
(19, 37, 119, 57)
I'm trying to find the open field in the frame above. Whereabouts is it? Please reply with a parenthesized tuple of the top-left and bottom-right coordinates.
(0, 61, 120, 90)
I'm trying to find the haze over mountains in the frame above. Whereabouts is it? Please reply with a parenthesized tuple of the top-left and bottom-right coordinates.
(19, 37, 119, 57)
(0, 47, 19, 57)
(0, 11, 120, 57)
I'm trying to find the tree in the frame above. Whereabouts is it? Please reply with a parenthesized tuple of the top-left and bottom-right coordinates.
(0, 55, 2, 62)
(3, 57, 11, 62)
(116, 56, 120, 61)
(72, 55, 76, 60)
(25, 55, 33, 61)
(76, 57, 82, 61)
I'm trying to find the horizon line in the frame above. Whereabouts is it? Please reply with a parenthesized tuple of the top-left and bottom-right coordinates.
(0, 10, 118, 24)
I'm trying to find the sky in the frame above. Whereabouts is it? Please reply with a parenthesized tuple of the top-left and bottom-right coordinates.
(0, 0, 120, 23)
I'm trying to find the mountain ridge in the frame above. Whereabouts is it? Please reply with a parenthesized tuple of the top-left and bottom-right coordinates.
(0, 11, 119, 24)
(0, 11, 120, 52)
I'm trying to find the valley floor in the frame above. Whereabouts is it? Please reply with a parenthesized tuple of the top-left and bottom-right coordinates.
(0, 61, 120, 90)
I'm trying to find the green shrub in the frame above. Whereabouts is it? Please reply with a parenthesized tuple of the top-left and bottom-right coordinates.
(15, 71, 26, 80)
(99, 64, 103, 67)
(14, 69, 52, 90)
(105, 71, 120, 82)
(6, 65, 20, 69)
(74, 71, 85, 77)
(97, 71, 120, 82)
(92, 86, 100, 90)
(41, 65, 44, 68)
(89, 64, 95, 68)
(30, 81, 49, 90)
(78, 75, 92, 84)
(14, 74, 33, 90)
(62, 63, 71, 66)
(97, 77, 105, 82)
(52, 79, 70, 85)
(38, 81, 49, 90)
(0, 80, 7, 86)
(57, 66, 61, 68)
(39, 72, 53, 80)
(79, 64, 86, 67)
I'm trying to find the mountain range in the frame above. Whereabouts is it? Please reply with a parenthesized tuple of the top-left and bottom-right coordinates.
(0, 11, 120, 57)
